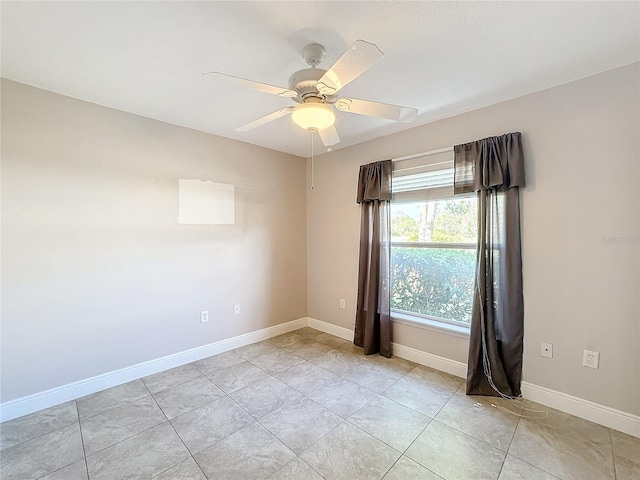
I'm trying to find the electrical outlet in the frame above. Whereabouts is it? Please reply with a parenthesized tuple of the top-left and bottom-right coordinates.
(233, 304, 240, 315)
(583, 350, 599, 369)
(540, 342, 553, 358)
(200, 311, 209, 323)
(339, 299, 346, 309)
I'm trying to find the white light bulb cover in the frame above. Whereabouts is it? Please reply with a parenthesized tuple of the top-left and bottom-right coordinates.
(291, 103, 335, 131)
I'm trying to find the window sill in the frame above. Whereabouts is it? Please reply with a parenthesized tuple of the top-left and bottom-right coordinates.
(391, 311, 470, 339)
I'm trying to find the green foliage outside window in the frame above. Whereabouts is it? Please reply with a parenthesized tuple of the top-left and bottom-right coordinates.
(390, 247, 476, 323)
(391, 213, 419, 241)
(430, 199, 476, 243)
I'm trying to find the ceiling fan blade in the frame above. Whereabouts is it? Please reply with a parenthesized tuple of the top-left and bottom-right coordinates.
(316, 40, 384, 96)
(318, 125, 340, 147)
(335, 98, 418, 122)
(235, 107, 295, 132)
(203, 72, 297, 98)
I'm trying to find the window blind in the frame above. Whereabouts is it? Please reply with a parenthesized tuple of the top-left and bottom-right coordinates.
(392, 150, 454, 202)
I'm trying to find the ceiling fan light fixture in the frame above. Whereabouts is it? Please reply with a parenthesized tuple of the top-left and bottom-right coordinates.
(291, 102, 335, 131)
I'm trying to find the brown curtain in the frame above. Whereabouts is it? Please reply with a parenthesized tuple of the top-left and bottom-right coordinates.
(454, 132, 525, 397)
(354, 160, 392, 357)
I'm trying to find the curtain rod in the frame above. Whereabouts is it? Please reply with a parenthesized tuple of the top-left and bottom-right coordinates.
(391, 146, 453, 162)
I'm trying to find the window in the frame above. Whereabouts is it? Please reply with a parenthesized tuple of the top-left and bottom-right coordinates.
(390, 152, 477, 331)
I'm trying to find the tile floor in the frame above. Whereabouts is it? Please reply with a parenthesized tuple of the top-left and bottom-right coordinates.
(1, 327, 638, 480)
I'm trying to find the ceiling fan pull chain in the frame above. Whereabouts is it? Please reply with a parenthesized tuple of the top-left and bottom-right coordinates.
(311, 130, 315, 190)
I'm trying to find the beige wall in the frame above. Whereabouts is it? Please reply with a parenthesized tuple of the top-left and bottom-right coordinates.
(307, 63, 639, 415)
(1, 79, 307, 402)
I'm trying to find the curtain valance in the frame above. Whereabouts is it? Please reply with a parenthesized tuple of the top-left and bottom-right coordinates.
(356, 160, 392, 203)
(454, 132, 525, 194)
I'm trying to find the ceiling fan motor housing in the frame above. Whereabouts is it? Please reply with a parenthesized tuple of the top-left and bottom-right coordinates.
(288, 68, 336, 104)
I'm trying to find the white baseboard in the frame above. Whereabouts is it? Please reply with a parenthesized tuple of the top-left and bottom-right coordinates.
(306, 317, 639, 437)
(3, 316, 638, 438)
(307, 317, 353, 341)
(521, 382, 640, 437)
(306, 317, 467, 378)
(391, 343, 468, 378)
(0, 317, 307, 423)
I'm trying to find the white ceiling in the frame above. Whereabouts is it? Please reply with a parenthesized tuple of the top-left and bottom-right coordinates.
(2, 1, 639, 158)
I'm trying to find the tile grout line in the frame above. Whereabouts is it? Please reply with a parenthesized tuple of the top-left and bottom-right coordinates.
(0, 424, 75, 458)
(199, 375, 303, 478)
(505, 444, 565, 479)
(504, 452, 563, 479)
(141, 366, 206, 398)
(609, 427, 618, 480)
(494, 450, 509, 479)
(379, 456, 402, 480)
(298, 456, 328, 480)
(497, 407, 523, 479)
(167, 387, 260, 458)
(27, 403, 86, 480)
(75, 401, 91, 480)
(146, 388, 210, 479)
(346, 420, 406, 456)
(396, 380, 521, 476)
(258, 365, 370, 453)
(78, 390, 150, 422)
(395, 418, 442, 478)
(428, 417, 510, 454)
(78, 380, 174, 464)
(244, 358, 365, 474)
(321, 374, 447, 476)
(254, 415, 330, 479)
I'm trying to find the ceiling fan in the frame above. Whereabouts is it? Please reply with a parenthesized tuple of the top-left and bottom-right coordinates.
(204, 40, 419, 148)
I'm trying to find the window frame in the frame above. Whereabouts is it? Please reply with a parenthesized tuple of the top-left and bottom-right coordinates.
(391, 310, 471, 338)
(390, 166, 476, 335)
